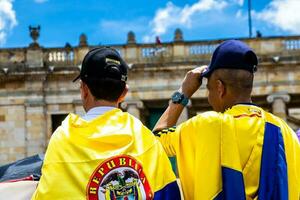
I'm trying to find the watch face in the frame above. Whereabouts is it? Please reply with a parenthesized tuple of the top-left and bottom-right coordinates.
(172, 92, 183, 103)
(171, 91, 189, 106)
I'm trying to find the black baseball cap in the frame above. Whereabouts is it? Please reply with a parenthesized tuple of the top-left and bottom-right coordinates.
(202, 40, 258, 78)
(73, 47, 128, 82)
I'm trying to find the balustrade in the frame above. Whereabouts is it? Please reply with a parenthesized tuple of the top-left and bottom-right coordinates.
(0, 36, 300, 69)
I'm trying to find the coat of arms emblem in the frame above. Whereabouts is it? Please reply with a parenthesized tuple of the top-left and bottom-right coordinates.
(87, 155, 153, 200)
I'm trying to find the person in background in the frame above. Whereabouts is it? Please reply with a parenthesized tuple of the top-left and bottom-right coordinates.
(153, 40, 300, 199)
(32, 47, 180, 200)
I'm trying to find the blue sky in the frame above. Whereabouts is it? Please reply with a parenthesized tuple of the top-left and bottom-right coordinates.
(1, 0, 300, 48)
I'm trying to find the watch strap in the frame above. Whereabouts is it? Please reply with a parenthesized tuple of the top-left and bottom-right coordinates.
(171, 91, 189, 106)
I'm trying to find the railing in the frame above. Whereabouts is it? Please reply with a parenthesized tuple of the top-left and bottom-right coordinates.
(0, 36, 299, 68)
(141, 46, 171, 58)
(189, 43, 219, 55)
(45, 48, 75, 67)
(283, 39, 300, 50)
(48, 51, 74, 62)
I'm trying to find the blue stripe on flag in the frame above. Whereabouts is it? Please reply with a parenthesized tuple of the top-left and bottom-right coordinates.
(153, 181, 181, 200)
(258, 122, 288, 200)
(221, 166, 246, 200)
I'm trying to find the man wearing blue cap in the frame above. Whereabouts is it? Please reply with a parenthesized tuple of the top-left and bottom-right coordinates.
(153, 40, 300, 199)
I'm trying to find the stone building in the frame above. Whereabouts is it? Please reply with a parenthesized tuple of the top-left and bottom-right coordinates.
(0, 27, 300, 164)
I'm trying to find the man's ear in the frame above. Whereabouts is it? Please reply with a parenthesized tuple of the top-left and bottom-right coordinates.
(81, 81, 89, 99)
(216, 79, 226, 98)
(118, 84, 129, 103)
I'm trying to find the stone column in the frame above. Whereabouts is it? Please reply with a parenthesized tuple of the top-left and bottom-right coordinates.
(172, 28, 185, 61)
(267, 92, 291, 120)
(121, 100, 144, 120)
(74, 33, 89, 66)
(26, 49, 43, 68)
(27, 25, 43, 68)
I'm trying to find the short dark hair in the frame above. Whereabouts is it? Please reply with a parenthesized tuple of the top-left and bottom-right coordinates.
(214, 69, 253, 95)
(84, 79, 125, 102)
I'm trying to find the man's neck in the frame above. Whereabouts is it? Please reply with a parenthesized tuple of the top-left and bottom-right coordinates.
(85, 100, 118, 113)
(223, 96, 252, 112)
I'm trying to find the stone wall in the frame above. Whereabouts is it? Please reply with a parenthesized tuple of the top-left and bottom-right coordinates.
(0, 74, 83, 164)
(0, 105, 25, 162)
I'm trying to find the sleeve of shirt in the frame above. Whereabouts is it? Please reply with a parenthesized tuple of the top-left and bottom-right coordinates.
(278, 119, 300, 199)
(153, 116, 199, 157)
(153, 126, 178, 157)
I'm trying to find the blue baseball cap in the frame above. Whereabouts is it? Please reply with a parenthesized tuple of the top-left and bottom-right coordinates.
(202, 40, 258, 77)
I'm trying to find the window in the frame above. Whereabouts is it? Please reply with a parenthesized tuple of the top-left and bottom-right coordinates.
(51, 114, 68, 133)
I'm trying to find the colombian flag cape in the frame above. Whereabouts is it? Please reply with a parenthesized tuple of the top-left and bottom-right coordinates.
(32, 108, 180, 200)
(156, 104, 300, 199)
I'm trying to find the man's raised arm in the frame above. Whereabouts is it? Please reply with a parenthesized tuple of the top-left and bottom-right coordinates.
(153, 66, 207, 131)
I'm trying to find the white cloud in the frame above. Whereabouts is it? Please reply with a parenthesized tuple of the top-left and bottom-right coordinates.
(235, 0, 244, 6)
(34, 0, 48, 3)
(143, 0, 228, 42)
(255, 0, 300, 34)
(235, 9, 248, 20)
(235, 9, 242, 18)
(0, 0, 17, 46)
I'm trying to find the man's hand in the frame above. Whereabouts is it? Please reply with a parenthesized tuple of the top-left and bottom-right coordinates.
(153, 66, 207, 131)
(180, 66, 207, 98)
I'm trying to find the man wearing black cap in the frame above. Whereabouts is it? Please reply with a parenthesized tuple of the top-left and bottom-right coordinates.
(32, 47, 181, 199)
(153, 40, 300, 199)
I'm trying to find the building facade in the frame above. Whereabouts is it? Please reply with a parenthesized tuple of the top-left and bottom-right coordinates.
(0, 28, 300, 164)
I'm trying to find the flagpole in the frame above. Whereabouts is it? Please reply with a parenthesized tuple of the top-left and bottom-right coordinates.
(248, 0, 252, 38)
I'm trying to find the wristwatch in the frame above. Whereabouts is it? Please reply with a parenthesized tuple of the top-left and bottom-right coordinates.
(171, 91, 189, 106)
